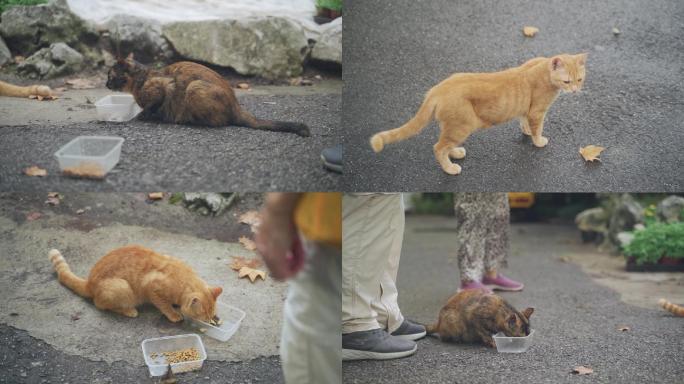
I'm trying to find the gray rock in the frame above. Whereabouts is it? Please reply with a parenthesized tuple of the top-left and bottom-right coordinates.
(163, 17, 308, 79)
(0, 35, 11, 66)
(608, 194, 644, 246)
(575, 207, 608, 233)
(106, 15, 173, 63)
(616, 231, 635, 248)
(183, 192, 236, 216)
(311, 18, 341, 64)
(656, 195, 684, 223)
(18, 42, 84, 79)
(0, 0, 97, 56)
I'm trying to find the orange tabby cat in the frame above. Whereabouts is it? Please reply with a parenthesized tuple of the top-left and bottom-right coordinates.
(370, 53, 587, 175)
(49, 245, 222, 322)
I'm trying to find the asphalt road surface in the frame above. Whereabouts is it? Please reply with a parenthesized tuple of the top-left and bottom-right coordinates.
(342, 216, 683, 383)
(342, 0, 684, 192)
(0, 93, 339, 191)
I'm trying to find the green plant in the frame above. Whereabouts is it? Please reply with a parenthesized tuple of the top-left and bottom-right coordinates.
(410, 193, 454, 215)
(643, 203, 657, 227)
(623, 222, 684, 265)
(0, 0, 47, 14)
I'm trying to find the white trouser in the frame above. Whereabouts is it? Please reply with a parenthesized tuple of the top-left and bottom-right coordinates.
(280, 237, 341, 384)
(342, 193, 405, 334)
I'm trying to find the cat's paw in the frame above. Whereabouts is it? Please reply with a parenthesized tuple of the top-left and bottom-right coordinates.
(165, 312, 183, 323)
(441, 162, 462, 175)
(449, 147, 466, 160)
(532, 136, 549, 147)
(122, 308, 139, 318)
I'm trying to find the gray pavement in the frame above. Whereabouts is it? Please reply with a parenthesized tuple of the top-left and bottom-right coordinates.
(343, 216, 683, 383)
(0, 88, 340, 191)
(0, 193, 286, 383)
(342, 0, 684, 192)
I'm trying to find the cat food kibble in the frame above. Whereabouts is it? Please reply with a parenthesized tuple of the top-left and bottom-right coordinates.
(154, 347, 200, 364)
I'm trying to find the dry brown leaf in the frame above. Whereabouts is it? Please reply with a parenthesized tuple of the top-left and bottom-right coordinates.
(617, 325, 630, 332)
(239, 210, 262, 233)
(148, 192, 164, 200)
(47, 192, 59, 198)
(14, 55, 25, 63)
(572, 366, 594, 375)
(26, 212, 42, 221)
(579, 145, 606, 162)
(65, 78, 97, 89)
(70, 311, 82, 321)
(239, 236, 257, 251)
(24, 166, 47, 177)
(45, 196, 60, 206)
(230, 256, 263, 271)
(238, 266, 266, 283)
(523, 26, 539, 37)
(76, 208, 85, 215)
(237, 82, 250, 90)
(289, 77, 303, 86)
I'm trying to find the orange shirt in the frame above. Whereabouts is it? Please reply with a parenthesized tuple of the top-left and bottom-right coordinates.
(294, 193, 342, 249)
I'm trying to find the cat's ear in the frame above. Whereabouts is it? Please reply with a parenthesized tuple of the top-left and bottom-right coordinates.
(210, 286, 223, 299)
(190, 296, 201, 308)
(576, 53, 588, 66)
(522, 307, 534, 319)
(550, 56, 563, 71)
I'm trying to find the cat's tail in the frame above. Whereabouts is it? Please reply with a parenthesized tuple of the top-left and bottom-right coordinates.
(0, 80, 52, 98)
(425, 321, 440, 336)
(235, 109, 310, 137)
(370, 92, 437, 152)
(659, 298, 684, 317)
(49, 249, 92, 298)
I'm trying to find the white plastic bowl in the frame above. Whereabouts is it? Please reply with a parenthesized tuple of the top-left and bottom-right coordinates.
(54, 136, 124, 177)
(493, 329, 535, 353)
(186, 301, 246, 342)
(141, 334, 207, 377)
(94, 94, 142, 122)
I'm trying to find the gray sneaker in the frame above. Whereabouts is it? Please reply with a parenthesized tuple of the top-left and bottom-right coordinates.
(342, 328, 417, 361)
(390, 319, 427, 341)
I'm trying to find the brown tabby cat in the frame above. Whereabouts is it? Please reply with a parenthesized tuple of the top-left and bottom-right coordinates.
(371, 53, 587, 175)
(49, 245, 222, 322)
(426, 289, 534, 348)
(0, 79, 54, 99)
(106, 53, 310, 136)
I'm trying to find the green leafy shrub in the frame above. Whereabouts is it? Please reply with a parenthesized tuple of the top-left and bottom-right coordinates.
(0, 0, 47, 14)
(624, 222, 684, 264)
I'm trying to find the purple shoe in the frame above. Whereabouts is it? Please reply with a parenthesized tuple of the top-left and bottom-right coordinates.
(482, 273, 524, 291)
(458, 280, 493, 294)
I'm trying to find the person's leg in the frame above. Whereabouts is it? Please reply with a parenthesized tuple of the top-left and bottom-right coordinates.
(280, 238, 341, 384)
(342, 193, 416, 360)
(369, 194, 426, 340)
(481, 194, 524, 291)
(454, 193, 490, 292)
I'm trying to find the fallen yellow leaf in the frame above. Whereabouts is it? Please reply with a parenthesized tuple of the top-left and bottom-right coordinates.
(239, 236, 257, 251)
(238, 266, 266, 283)
(239, 210, 261, 233)
(148, 192, 164, 200)
(237, 82, 250, 90)
(579, 145, 606, 162)
(617, 325, 630, 332)
(572, 366, 593, 375)
(230, 256, 263, 271)
(24, 166, 47, 177)
(523, 26, 539, 37)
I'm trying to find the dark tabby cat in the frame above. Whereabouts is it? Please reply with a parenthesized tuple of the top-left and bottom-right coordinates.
(426, 289, 534, 347)
(106, 53, 309, 136)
